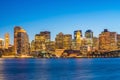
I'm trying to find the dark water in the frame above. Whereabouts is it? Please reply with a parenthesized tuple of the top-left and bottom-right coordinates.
(0, 58, 120, 80)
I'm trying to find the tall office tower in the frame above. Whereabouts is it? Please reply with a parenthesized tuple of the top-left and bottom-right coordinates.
(34, 31, 51, 51)
(85, 30, 93, 38)
(63, 34, 72, 49)
(99, 29, 117, 51)
(40, 31, 51, 50)
(0, 38, 4, 49)
(4, 33, 10, 49)
(14, 26, 29, 55)
(74, 30, 82, 50)
(85, 30, 93, 47)
(14, 26, 22, 53)
(55, 32, 64, 49)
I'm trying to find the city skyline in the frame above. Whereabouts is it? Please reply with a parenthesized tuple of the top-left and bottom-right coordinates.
(1, 0, 120, 44)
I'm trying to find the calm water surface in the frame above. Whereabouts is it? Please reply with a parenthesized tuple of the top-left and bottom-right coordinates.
(0, 58, 120, 80)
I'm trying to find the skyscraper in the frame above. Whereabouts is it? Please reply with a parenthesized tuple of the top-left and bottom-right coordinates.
(55, 33, 72, 50)
(85, 30, 93, 38)
(14, 26, 29, 55)
(85, 30, 93, 47)
(63, 34, 72, 49)
(34, 31, 51, 51)
(14, 26, 22, 53)
(4, 33, 10, 49)
(55, 32, 64, 49)
(74, 30, 82, 50)
(74, 30, 82, 39)
(99, 29, 117, 51)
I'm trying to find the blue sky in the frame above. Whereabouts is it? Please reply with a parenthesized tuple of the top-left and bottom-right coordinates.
(1, 0, 120, 44)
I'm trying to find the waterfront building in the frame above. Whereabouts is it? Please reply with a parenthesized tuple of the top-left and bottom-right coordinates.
(74, 30, 82, 50)
(34, 31, 51, 51)
(55, 32, 64, 49)
(99, 29, 117, 51)
(110, 32, 117, 50)
(62, 50, 81, 58)
(14, 26, 29, 55)
(117, 34, 120, 49)
(14, 26, 22, 53)
(4, 33, 10, 49)
(80, 45, 88, 56)
(40, 31, 51, 50)
(84, 30, 93, 51)
(55, 49, 65, 57)
(35, 34, 45, 51)
(0, 38, 4, 49)
(55, 33, 72, 50)
(63, 34, 72, 49)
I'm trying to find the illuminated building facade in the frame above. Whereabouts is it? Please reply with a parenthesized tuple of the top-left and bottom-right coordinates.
(63, 34, 72, 49)
(85, 30, 93, 38)
(55, 32, 64, 49)
(14, 26, 29, 55)
(92, 37, 99, 50)
(85, 30, 93, 46)
(4, 33, 10, 49)
(49, 41, 55, 51)
(117, 34, 120, 49)
(55, 33, 72, 49)
(99, 29, 117, 51)
(31, 40, 35, 52)
(0, 38, 4, 49)
(34, 31, 51, 51)
(14, 26, 22, 53)
(74, 30, 82, 50)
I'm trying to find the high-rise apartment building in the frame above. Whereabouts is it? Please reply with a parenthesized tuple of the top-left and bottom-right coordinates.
(4, 33, 10, 49)
(14, 26, 29, 55)
(99, 29, 117, 51)
(14, 26, 22, 53)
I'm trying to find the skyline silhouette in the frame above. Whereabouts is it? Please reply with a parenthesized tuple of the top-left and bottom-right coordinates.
(1, 0, 120, 44)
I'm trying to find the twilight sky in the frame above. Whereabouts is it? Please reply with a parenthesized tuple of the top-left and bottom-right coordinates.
(1, 0, 120, 44)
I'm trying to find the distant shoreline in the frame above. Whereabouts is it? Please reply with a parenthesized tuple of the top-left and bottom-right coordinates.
(1, 56, 120, 59)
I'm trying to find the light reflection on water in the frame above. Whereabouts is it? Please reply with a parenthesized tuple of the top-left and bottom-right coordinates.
(0, 58, 120, 80)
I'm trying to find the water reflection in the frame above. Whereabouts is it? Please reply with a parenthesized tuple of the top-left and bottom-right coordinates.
(0, 58, 119, 80)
